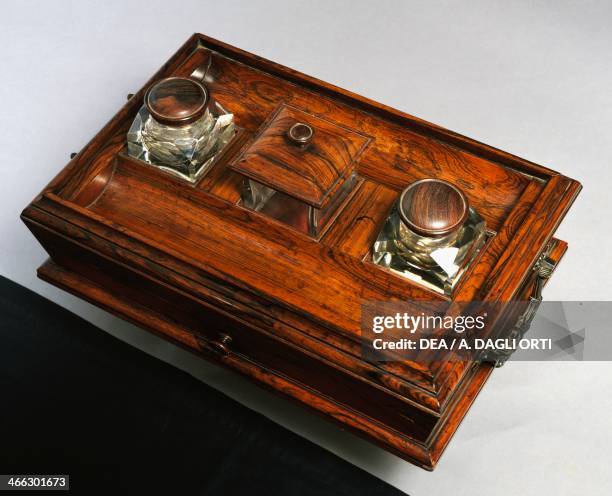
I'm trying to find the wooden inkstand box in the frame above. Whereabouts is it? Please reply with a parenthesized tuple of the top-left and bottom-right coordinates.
(22, 34, 581, 469)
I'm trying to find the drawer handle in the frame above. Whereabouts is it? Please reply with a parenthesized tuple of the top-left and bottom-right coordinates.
(206, 333, 233, 356)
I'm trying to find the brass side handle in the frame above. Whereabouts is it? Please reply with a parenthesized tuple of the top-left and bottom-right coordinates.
(485, 247, 556, 367)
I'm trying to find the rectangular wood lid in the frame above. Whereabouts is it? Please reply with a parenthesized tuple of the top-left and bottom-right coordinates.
(228, 103, 371, 208)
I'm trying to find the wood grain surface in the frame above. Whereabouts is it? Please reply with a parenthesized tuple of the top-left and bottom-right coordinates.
(21, 33, 581, 469)
(229, 103, 370, 207)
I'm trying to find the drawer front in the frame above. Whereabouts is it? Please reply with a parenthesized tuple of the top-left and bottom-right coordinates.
(194, 316, 437, 442)
(27, 219, 437, 442)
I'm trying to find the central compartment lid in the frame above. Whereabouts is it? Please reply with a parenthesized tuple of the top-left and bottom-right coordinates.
(229, 103, 371, 208)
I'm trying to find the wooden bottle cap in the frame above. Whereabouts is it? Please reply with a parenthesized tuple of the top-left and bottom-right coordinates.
(399, 179, 469, 237)
(145, 77, 209, 126)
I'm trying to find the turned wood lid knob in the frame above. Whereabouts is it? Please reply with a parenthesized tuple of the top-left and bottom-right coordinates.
(399, 179, 469, 237)
(145, 76, 209, 126)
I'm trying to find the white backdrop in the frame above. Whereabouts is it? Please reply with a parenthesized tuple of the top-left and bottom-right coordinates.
(1, 1, 611, 494)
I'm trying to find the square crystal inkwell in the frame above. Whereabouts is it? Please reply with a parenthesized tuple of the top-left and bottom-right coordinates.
(127, 76, 235, 183)
(373, 179, 488, 295)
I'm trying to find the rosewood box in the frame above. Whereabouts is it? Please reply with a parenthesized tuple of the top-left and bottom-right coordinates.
(22, 34, 581, 469)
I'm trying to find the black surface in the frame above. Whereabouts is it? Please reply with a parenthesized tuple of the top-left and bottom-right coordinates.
(0, 275, 407, 495)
